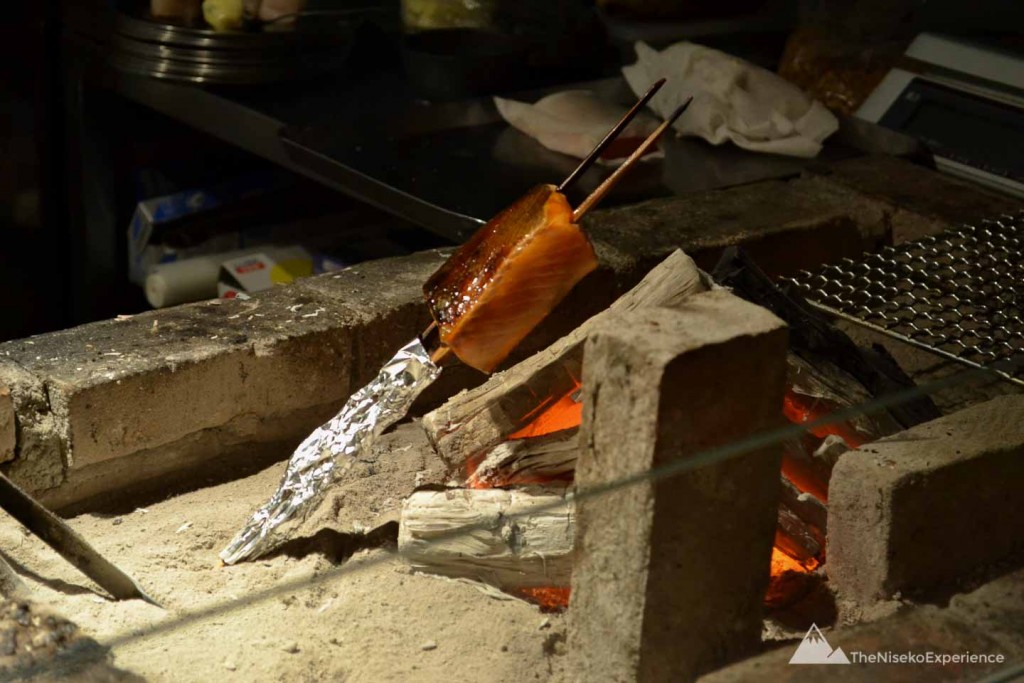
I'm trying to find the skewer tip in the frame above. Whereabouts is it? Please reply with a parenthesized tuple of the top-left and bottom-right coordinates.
(666, 97, 693, 125)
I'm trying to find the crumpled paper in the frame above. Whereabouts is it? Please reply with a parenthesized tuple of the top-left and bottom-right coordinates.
(622, 41, 838, 158)
(494, 89, 661, 162)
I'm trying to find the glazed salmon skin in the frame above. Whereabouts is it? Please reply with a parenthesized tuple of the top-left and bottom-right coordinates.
(423, 184, 598, 373)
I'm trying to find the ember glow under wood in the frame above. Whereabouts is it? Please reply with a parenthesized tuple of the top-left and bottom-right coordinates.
(423, 250, 710, 473)
(223, 90, 684, 563)
(399, 488, 574, 591)
(467, 428, 579, 489)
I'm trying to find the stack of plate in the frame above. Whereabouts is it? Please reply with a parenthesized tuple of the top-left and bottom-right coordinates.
(108, 2, 356, 85)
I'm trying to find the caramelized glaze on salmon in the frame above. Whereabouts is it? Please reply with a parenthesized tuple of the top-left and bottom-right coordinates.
(424, 184, 598, 373)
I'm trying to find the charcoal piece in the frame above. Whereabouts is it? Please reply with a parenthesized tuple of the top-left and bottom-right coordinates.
(712, 246, 940, 428)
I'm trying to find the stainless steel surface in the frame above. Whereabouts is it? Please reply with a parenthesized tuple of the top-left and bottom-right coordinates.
(0, 472, 159, 605)
(65, 2, 926, 245)
(787, 211, 1024, 386)
(221, 338, 442, 564)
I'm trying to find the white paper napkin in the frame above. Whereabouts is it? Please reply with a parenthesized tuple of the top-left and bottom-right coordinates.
(622, 41, 839, 158)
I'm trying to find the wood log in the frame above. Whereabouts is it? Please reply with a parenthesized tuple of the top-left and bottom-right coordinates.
(779, 476, 827, 543)
(469, 428, 580, 488)
(776, 473, 828, 566)
(398, 487, 575, 590)
(423, 250, 709, 472)
(775, 505, 822, 564)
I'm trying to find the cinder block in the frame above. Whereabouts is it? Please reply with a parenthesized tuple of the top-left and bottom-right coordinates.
(828, 395, 1024, 604)
(568, 291, 789, 681)
(949, 568, 1024, 658)
(702, 569, 1024, 682)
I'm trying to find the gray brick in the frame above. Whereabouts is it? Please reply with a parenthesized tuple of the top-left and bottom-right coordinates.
(828, 395, 1024, 603)
(0, 382, 13, 464)
(803, 155, 1024, 244)
(0, 251, 449, 508)
(568, 291, 788, 681)
(583, 177, 893, 277)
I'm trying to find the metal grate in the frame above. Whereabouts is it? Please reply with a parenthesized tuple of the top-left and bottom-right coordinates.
(786, 211, 1024, 386)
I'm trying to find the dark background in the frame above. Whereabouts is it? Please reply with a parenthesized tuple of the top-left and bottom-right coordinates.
(0, 0, 1022, 342)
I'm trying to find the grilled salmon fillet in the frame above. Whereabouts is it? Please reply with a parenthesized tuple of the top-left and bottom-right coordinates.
(424, 184, 598, 373)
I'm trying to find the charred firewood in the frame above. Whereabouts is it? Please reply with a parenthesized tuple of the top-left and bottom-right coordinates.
(423, 250, 710, 474)
(712, 246, 940, 430)
(468, 428, 580, 488)
(779, 477, 827, 546)
(776, 505, 822, 565)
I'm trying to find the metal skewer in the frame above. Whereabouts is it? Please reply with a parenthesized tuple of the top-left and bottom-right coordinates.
(557, 78, 667, 194)
(0, 472, 160, 606)
(572, 97, 692, 223)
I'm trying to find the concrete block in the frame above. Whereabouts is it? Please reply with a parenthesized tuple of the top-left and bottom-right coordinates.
(803, 156, 1024, 245)
(583, 177, 894, 278)
(0, 383, 13, 463)
(568, 291, 789, 681)
(0, 250, 449, 508)
(828, 395, 1024, 604)
(0, 360, 64, 491)
(949, 568, 1024, 658)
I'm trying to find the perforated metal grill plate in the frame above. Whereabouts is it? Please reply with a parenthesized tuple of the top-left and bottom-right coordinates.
(786, 212, 1024, 386)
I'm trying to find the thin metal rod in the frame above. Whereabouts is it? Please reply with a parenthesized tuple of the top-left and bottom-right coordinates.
(572, 98, 692, 223)
(0, 472, 160, 606)
(556, 78, 667, 194)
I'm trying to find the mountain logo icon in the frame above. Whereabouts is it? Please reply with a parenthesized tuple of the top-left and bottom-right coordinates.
(789, 624, 851, 665)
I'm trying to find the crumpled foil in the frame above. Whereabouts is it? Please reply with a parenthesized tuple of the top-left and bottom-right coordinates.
(220, 337, 441, 565)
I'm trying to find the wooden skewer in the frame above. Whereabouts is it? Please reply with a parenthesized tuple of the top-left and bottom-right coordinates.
(557, 78, 667, 194)
(430, 345, 453, 365)
(421, 91, 687, 369)
(420, 321, 455, 365)
(571, 97, 692, 224)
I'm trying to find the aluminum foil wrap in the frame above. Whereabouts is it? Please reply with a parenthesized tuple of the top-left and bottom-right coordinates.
(220, 337, 441, 565)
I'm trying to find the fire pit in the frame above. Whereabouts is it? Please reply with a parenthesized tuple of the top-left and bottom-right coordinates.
(2, 158, 1024, 681)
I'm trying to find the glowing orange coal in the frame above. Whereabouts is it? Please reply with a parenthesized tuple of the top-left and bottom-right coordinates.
(508, 384, 583, 440)
(765, 547, 820, 608)
(515, 586, 571, 611)
(782, 390, 864, 449)
(465, 383, 583, 490)
(461, 384, 584, 608)
(463, 383, 842, 610)
(771, 546, 819, 575)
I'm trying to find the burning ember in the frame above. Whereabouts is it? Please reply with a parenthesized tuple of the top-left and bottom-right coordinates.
(783, 390, 865, 449)
(466, 383, 581, 490)
(765, 548, 820, 609)
(508, 383, 583, 440)
(461, 380, 847, 611)
(462, 386, 583, 609)
(515, 587, 572, 612)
